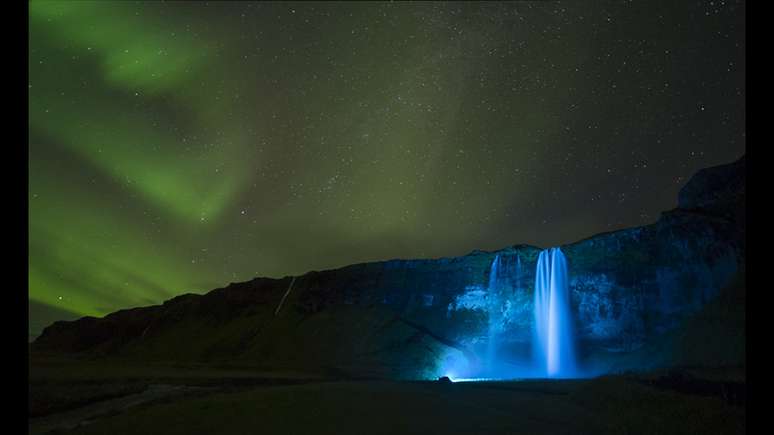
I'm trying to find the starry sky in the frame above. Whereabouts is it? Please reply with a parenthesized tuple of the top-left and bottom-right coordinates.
(28, 1, 745, 340)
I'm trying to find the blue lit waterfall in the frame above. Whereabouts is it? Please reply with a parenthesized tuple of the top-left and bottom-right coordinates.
(533, 247, 576, 377)
(440, 248, 578, 381)
(484, 254, 502, 374)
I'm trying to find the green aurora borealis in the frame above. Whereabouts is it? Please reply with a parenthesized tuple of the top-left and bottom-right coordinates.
(29, 1, 745, 339)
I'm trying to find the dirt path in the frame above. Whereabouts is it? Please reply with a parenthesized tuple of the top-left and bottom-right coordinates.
(29, 384, 214, 435)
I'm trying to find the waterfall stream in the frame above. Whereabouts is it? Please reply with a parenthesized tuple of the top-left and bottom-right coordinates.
(533, 248, 576, 377)
(443, 248, 577, 380)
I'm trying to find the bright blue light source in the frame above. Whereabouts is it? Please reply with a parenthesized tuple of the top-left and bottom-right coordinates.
(448, 377, 495, 383)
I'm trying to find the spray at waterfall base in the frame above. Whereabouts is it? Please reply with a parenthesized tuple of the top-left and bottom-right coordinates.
(439, 248, 583, 381)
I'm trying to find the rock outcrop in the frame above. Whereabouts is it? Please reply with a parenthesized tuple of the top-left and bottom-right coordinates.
(32, 156, 746, 379)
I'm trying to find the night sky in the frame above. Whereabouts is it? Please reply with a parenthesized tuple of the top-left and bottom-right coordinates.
(28, 1, 745, 339)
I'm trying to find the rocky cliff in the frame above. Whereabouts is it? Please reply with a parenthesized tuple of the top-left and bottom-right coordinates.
(32, 156, 745, 379)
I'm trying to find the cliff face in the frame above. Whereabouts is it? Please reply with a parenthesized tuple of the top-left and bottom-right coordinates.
(32, 156, 745, 379)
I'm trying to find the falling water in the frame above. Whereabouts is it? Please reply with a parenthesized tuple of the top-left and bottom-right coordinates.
(533, 248, 576, 377)
(484, 254, 501, 374)
(441, 250, 577, 381)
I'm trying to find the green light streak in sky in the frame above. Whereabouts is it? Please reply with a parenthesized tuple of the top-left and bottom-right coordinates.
(30, 0, 251, 224)
(30, 0, 205, 93)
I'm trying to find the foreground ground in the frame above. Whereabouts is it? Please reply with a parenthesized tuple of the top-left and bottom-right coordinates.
(29, 358, 745, 435)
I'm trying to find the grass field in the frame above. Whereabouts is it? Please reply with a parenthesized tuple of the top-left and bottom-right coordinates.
(30, 357, 744, 435)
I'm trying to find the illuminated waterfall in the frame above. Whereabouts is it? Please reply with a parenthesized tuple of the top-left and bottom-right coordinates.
(533, 247, 576, 377)
(484, 254, 501, 373)
(441, 249, 577, 381)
